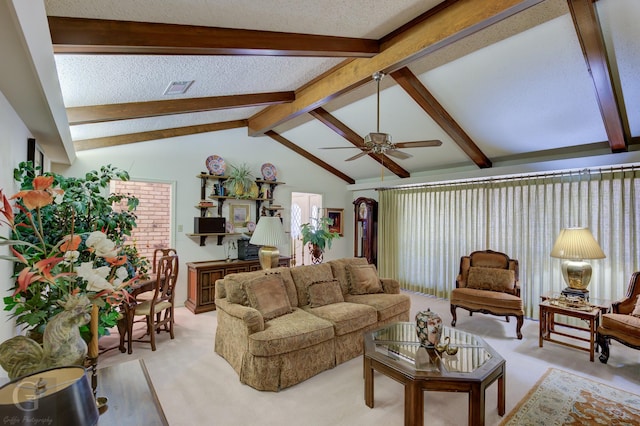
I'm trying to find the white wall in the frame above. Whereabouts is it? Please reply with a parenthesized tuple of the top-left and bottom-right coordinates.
(53, 127, 353, 307)
(0, 91, 35, 356)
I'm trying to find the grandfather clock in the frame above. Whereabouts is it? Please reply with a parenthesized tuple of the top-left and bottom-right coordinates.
(354, 197, 378, 265)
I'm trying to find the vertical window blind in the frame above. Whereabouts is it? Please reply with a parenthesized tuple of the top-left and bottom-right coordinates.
(378, 166, 640, 318)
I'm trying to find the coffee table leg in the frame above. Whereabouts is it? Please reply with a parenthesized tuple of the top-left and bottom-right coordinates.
(364, 356, 374, 408)
(468, 383, 484, 426)
(498, 372, 505, 415)
(589, 317, 595, 362)
(405, 381, 423, 426)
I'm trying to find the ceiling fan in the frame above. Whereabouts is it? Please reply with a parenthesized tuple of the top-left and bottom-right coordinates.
(321, 71, 442, 162)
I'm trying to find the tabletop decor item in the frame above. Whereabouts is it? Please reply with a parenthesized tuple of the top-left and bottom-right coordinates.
(206, 155, 226, 176)
(415, 308, 443, 347)
(261, 163, 277, 181)
(0, 162, 147, 353)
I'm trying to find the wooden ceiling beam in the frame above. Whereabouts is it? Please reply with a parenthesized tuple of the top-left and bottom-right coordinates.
(67, 92, 295, 125)
(247, 0, 545, 136)
(48, 17, 379, 57)
(74, 120, 246, 151)
(265, 131, 355, 184)
(309, 108, 410, 178)
(390, 67, 492, 168)
(568, 0, 628, 152)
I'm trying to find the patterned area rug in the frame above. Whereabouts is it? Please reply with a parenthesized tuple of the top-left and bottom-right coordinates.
(501, 368, 640, 425)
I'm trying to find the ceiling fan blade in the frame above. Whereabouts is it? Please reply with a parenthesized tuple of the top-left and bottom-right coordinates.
(385, 149, 412, 160)
(319, 146, 364, 150)
(394, 140, 442, 148)
(345, 151, 370, 161)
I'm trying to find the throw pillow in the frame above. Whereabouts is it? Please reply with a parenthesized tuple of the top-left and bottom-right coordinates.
(244, 274, 292, 321)
(308, 280, 344, 308)
(632, 295, 640, 317)
(466, 266, 516, 293)
(347, 264, 383, 295)
(225, 276, 249, 306)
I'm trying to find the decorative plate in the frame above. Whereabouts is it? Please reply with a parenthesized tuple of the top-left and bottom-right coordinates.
(206, 155, 226, 176)
(247, 221, 256, 232)
(225, 221, 234, 233)
(261, 163, 277, 181)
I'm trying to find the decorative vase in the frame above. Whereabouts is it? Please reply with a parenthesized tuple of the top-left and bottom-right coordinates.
(310, 244, 324, 264)
(415, 308, 443, 347)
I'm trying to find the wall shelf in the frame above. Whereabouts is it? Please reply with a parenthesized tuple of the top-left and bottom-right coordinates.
(190, 173, 286, 246)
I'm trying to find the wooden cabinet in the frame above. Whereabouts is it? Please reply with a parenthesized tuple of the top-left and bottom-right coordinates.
(185, 257, 291, 314)
(186, 174, 285, 246)
(354, 197, 378, 265)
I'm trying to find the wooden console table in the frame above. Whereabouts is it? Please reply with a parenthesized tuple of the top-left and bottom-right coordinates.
(185, 257, 291, 313)
(95, 359, 168, 425)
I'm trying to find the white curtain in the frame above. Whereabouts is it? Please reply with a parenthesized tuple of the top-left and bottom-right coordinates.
(378, 166, 640, 318)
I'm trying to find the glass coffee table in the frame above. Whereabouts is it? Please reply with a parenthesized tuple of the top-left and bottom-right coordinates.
(364, 322, 505, 426)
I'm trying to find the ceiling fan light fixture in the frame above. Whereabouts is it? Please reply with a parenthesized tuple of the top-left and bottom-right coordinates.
(364, 132, 391, 145)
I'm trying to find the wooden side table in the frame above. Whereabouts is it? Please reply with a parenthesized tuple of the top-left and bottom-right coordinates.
(538, 299, 609, 362)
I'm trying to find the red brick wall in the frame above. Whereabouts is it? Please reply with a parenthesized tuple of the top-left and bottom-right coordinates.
(111, 180, 171, 262)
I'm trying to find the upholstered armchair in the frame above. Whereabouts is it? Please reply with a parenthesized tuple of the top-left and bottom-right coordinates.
(450, 250, 524, 339)
(596, 271, 640, 363)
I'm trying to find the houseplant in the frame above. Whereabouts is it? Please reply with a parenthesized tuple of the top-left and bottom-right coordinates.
(0, 162, 147, 340)
(224, 163, 258, 199)
(300, 216, 340, 263)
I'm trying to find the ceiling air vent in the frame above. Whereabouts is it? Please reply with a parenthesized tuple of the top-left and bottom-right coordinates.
(163, 80, 194, 95)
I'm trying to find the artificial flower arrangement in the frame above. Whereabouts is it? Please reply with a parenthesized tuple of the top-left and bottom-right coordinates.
(0, 162, 148, 341)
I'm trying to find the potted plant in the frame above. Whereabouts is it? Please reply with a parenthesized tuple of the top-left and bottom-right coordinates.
(224, 163, 258, 199)
(300, 216, 340, 262)
(0, 162, 148, 341)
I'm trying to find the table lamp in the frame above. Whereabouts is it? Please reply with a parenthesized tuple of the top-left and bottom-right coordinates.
(0, 366, 99, 425)
(249, 216, 287, 270)
(550, 227, 605, 297)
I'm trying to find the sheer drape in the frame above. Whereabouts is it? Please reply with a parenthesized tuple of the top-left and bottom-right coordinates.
(378, 167, 640, 318)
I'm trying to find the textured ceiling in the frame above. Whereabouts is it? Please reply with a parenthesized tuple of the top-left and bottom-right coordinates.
(22, 0, 640, 184)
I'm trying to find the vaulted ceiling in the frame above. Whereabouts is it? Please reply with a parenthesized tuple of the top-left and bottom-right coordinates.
(13, 0, 640, 185)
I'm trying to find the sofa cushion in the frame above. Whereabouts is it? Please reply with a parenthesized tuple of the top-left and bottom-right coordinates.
(328, 258, 369, 295)
(304, 302, 377, 336)
(601, 313, 640, 346)
(224, 267, 298, 308)
(308, 280, 344, 308)
(347, 264, 383, 295)
(466, 266, 516, 294)
(245, 274, 292, 321)
(247, 308, 335, 356)
(345, 293, 411, 322)
(633, 295, 640, 317)
(290, 263, 334, 306)
(451, 287, 523, 312)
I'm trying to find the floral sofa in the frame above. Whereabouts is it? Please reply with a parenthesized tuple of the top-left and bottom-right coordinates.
(214, 258, 410, 391)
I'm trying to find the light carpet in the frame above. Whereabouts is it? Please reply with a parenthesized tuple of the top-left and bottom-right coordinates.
(89, 292, 639, 426)
(500, 368, 640, 425)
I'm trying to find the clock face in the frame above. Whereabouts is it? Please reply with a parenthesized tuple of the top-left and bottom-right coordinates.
(359, 202, 368, 219)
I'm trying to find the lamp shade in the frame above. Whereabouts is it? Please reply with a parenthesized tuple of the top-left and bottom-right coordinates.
(249, 217, 287, 270)
(0, 366, 99, 426)
(250, 217, 287, 247)
(550, 227, 606, 260)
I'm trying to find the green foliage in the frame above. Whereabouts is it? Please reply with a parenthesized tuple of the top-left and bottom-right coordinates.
(300, 216, 340, 251)
(223, 163, 255, 199)
(4, 162, 148, 335)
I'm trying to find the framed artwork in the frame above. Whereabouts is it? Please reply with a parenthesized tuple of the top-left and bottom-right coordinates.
(325, 208, 344, 236)
(230, 204, 250, 227)
(27, 138, 45, 175)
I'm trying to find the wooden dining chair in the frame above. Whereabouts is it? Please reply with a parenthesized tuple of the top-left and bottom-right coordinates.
(128, 254, 179, 351)
(137, 247, 178, 302)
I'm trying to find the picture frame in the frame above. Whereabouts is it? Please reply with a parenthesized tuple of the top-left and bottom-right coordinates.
(230, 204, 250, 227)
(27, 138, 45, 175)
(324, 208, 344, 236)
